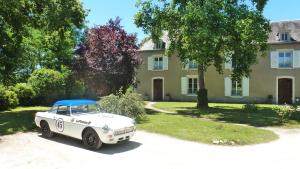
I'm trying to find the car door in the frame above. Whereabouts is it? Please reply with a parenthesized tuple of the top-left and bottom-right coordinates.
(54, 105, 73, 136)
(46, 105, 59, 131)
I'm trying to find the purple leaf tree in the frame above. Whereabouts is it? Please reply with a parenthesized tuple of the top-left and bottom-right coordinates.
(74, 18, 142, 95)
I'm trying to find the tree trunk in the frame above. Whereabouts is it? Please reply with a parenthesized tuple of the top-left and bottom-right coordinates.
(197, 64, 208, 109)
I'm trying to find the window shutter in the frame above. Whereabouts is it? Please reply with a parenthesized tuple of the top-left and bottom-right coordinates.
(293, 50, 300, 68)
(184, 63, 189, 70)
(270, 51, 279, 68)
(242, 77, 250, 96)
(225, 59, 232, 69)
(181, 77, 188, 95)
(224, 77, 231, 96)
(163, 56, 168, 70)
(148, 56, 153, 70)
(182, 60, 189, 70)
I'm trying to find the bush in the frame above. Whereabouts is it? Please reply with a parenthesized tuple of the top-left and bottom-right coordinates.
(274, 105, 293, 125)
(13, 83, 36, 106)
(62, 66, 97, 100)
(65, 78, 88, 99)
(100, 89, 145, 120)
(83, 88, 98, 99)
(28, 68, 65, 105)
(0, 85, 19, 110)
(242, 104, 258, 113)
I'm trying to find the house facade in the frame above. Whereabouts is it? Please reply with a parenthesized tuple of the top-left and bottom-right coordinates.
(136, 20, 300, 104)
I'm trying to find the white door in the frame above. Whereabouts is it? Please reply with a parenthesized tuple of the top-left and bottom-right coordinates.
(54, 105, 73, 136)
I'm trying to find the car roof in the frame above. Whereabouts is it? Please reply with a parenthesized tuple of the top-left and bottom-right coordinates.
(53, 100, 97, 106)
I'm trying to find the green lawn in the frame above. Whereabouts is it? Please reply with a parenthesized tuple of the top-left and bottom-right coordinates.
(0, 106, 49, 135)
(153, 102, 300, 128)
(137, 109, 278, 145)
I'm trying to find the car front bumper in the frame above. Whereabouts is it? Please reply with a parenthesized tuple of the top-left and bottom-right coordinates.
(101, 131, 135, 144)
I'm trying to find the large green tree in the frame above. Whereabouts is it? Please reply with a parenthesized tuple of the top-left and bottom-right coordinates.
(135, 0, 270, 108)
(0, 0, 86, 85)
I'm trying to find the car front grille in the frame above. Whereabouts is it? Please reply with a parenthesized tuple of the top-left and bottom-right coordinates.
(114, 126, 135, 136)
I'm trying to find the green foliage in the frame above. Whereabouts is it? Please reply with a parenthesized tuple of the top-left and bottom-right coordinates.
(62, 66, 96, 99)
(100, 89, 145, 120)
(135, 0, 270, 108)
(28, 68, 65, 105)
(274, 106, 293, 125)
(135, 0, 270, 76)
(68, 80, 87, 99)
(0, 85, 19, 110)
(243, 104, 258, 113)
(0, 0, 86, 85)
(13, 83, 36, 106)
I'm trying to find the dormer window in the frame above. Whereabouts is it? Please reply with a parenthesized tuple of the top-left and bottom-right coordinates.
(154, 41, 166, 50)
(280, 32, 289, 41)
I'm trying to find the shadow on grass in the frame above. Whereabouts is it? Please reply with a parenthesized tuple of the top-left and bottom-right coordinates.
(0, 109, 39, 135)
(137, 109, 160, 124)
(173, 106, 300, 127)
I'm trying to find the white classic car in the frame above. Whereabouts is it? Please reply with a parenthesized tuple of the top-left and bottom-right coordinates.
(35, 99, 136, 150)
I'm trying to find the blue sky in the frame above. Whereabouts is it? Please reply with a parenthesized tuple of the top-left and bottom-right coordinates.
(82, 0, 300, 42)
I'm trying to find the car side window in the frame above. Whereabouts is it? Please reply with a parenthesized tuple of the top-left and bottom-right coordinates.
(48, 105, 58, 114)
(56, 106, 71, 116)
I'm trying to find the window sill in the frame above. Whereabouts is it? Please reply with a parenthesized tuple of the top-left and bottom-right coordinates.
(186, 94, 197, 96)
(151, 69, 165, 71)
(276, 67, 294, 69)
(228, 96, 244, 98)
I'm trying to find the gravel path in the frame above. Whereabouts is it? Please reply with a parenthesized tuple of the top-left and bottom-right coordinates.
(1, 129, 300, 169)
(145, 102, 176, 113)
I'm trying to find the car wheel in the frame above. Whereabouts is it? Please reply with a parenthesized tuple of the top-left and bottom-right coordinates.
(40, 121, 53, 138)
(82, 128, 102, 150)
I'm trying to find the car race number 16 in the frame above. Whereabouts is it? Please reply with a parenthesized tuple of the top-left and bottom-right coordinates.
(55, 118, 64, 132)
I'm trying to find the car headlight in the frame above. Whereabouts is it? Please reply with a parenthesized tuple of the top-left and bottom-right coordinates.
(102, 124, 111, 133)
(132, 119, 136, 125)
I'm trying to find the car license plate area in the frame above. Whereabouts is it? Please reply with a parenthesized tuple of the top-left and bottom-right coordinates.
(114, 127, 134, 136)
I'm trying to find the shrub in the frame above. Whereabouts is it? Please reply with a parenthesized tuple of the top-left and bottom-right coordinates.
(242, 104, 258, 113)
(13, 83, 36, 106)
(65, 78, 87, 99)
(61, 66, 97, 99)
(83, 88, 98, 99)
(99, 94, 120, 114)
(0, 85, 19, 110)
(274, 105, 293, 125)
(28, 68, 65, 105)
(100, 89, 145, 120)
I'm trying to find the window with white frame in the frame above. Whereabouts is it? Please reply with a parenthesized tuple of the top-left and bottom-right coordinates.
(280, 32, 289, 41)
(154, 41, 166, 50)
(188, 60, 198, 69)
(153, 56, 163, 70)
(279, 51, 293, 68)
(188, 78, 198, 94)
(232, 59, 239, 69)
(231, 79, 242, 96)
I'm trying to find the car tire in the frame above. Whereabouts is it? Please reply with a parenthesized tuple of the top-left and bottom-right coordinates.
(40, 121, 53, 138)
(82, 128, 102, 150)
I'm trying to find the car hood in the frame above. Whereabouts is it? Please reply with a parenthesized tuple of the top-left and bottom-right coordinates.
(74, 113, 134, 129)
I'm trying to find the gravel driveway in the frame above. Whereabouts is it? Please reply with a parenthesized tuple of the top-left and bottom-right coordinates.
(0, 129, 300, 169)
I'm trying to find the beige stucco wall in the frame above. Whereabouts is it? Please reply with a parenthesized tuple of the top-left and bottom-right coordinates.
(136, 43, 300, 103)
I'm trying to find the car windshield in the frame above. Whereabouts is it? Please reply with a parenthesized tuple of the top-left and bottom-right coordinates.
(71, 104, 101, 115)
